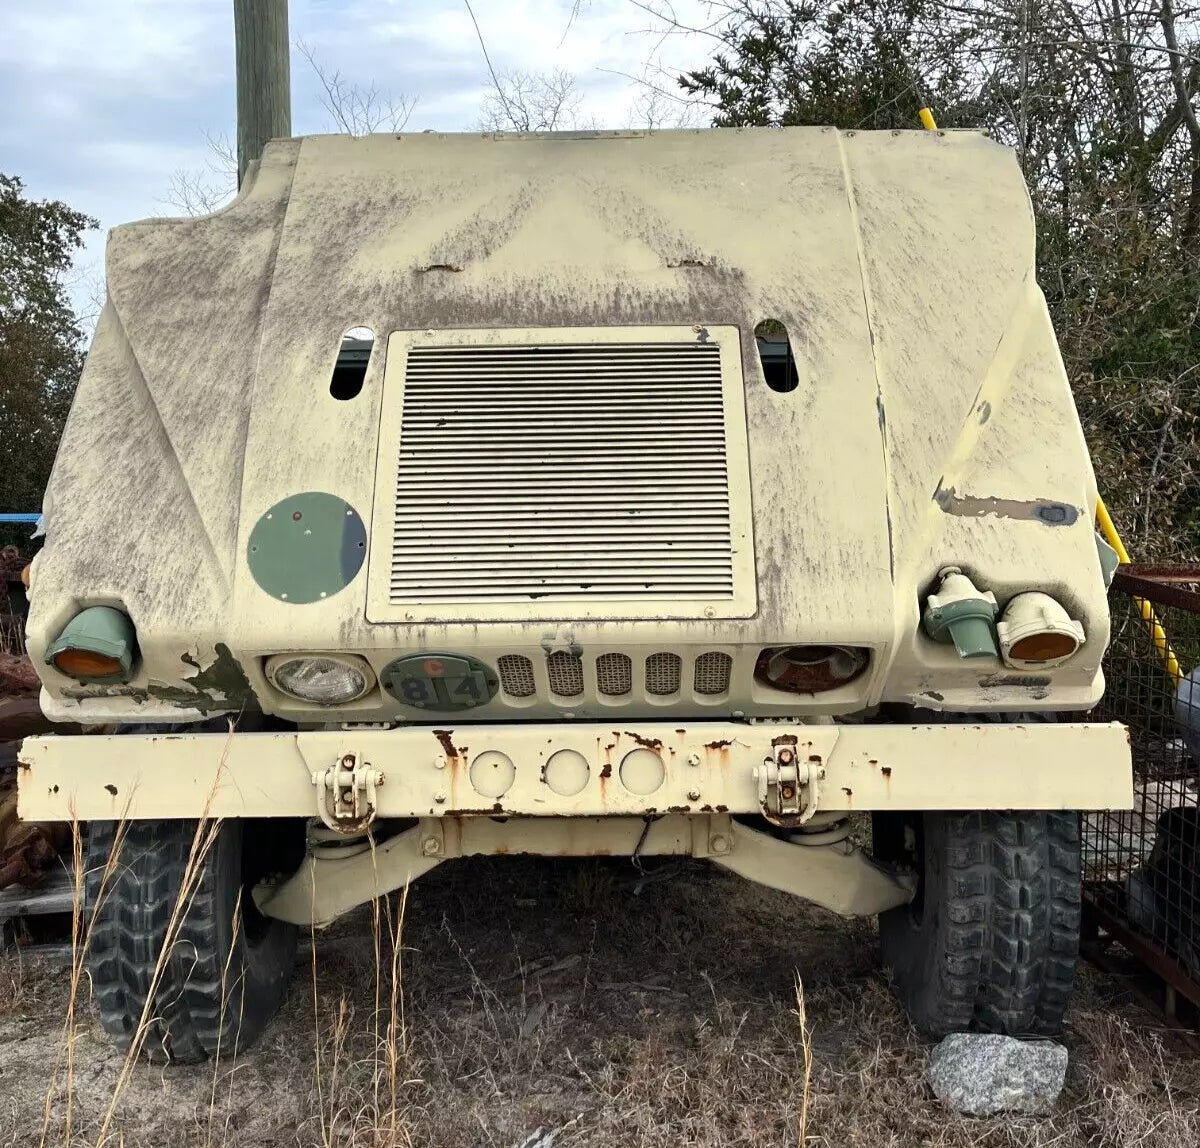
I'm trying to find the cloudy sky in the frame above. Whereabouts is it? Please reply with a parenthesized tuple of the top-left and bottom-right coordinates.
(0, 0, 715, 315)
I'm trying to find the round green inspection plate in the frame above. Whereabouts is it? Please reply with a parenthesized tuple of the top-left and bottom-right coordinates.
(247, 492, 367, 604)
(380, 652, 500, 712)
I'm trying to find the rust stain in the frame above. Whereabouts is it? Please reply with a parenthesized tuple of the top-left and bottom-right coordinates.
(433, 729, 458, 758)
(666, 804, 692, 814)
(880, 766, 892, 778)
(842, 786, 853, 798)
(771, 733, 799, 747)
(624, 730, 663, 751)
(104, 783, 118, 796)
(703, 741, 732, 771)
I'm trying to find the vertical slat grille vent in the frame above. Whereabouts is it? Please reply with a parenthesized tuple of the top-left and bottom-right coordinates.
(694, 651, 733, 695)
(390, 342, 734, 603)
(646, 652, 683, 696)
(547, 651, 584, 697)
(497, 654, 535, 698)
(596, 653, 633, 696)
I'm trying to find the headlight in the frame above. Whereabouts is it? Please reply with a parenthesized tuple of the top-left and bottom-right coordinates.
(266, 654, 374, 704)
(754, 645, 869, 693)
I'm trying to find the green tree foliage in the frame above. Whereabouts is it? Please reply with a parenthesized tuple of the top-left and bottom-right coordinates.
(0, 174, 95, 544)
(676, 0, 1200, 558)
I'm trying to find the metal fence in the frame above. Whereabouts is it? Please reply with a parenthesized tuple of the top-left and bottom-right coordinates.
(1084, 566, 1200, 1023)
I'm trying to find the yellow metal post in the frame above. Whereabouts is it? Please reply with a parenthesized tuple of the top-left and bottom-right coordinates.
(1096, 499, 1182, 683)
(917, 106, 1182, 684)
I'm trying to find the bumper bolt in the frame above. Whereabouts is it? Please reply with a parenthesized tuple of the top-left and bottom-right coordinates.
(687, 753, 701, 767)
(421, 837, 441, 856)
(434, 792, 447, 804)
(709, 834, 729, 854)
(687, 788, 701, 801)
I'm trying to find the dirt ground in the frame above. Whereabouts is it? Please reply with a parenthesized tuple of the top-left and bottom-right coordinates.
(2, 855, 1199, 1148)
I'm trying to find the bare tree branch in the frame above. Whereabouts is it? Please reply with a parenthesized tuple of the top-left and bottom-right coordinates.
(296, 38, 417, 135)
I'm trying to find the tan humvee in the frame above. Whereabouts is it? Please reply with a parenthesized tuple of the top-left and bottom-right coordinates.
(19, 129, 1131, 1061)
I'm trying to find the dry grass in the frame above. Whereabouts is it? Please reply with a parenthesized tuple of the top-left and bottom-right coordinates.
(0, 851, 1198, 1147)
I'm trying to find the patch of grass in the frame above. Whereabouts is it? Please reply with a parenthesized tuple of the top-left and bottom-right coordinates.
(4, 852, 1199, 1147)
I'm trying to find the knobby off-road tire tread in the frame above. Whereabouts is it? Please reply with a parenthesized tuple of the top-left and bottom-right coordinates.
(947, 811, 1080, 1035)
(86, 820, 212, 1062)
(885, 810, 1081, 1037)
(85, 819, 293, 1063)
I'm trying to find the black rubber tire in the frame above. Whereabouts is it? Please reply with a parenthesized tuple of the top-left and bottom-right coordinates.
(84, 818, 298, 1063)
(875, 808, 1081, 1037)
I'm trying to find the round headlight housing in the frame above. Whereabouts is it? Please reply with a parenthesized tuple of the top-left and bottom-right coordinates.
(266, 654, 374, 704)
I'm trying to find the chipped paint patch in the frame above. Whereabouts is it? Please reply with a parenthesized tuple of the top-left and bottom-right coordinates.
(147, 644, 254, 713)
(934, 485, 1079, 526)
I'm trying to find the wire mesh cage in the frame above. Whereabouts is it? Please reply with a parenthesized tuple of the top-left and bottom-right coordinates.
(1085, 567, 1200, 1019)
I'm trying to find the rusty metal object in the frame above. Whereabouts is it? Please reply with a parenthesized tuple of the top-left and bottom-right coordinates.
(1082, 569, 1200, 1028)
(1113, 568, 1200, 614)
(0, 657, 39, 699)
(0, 777, 70, 890)
(18, 720, 1132, 824)
(0, 546, 28, 584)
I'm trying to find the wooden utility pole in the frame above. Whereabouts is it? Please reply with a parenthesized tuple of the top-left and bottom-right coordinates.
(234, 0, 291, 186)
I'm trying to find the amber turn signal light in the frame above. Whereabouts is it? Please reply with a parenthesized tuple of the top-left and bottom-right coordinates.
(45, 606, 137, 683)
(996, 592, 1085, 669)
(52, 648, 124, 678)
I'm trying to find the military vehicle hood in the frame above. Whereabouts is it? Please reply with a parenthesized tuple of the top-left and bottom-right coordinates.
(28, 129, 1107, 720)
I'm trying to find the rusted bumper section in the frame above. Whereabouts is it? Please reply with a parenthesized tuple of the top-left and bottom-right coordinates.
(17, 720, 1132, 823)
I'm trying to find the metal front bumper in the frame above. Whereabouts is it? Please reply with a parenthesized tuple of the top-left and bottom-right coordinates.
(18, 720, 1132, 823)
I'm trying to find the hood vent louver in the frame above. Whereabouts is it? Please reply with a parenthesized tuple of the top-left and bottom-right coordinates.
(366, 327, 755, 623)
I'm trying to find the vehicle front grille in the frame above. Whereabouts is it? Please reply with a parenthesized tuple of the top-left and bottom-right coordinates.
(388, 340, 736, 605)
(492, 650, 733, 705)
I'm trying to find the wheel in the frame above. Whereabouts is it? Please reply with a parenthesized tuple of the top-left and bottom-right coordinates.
(85, 818, 300, 1063)
(874, 808, 1081, 1037)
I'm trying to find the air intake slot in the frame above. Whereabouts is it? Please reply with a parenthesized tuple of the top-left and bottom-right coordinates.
(497, 654, 535, 698)
(547, 651, 584, 697)
(694, 651, 733, 695)
(645, 652, 682, 696)
(596, 653, 633, 696)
